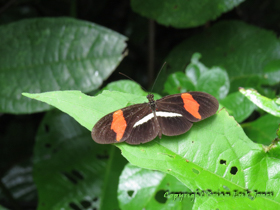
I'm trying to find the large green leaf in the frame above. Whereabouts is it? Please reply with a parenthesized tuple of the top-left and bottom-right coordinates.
(0, 17, 127, 114)
(34, 110, 127, 210)
(243, 114, 280, 145)
(117, 110, 280, 208)
(23, 89, 147, 131)
(118, 164, 193, 209)
(166, 21, 280, 93)
(131, 0, 245, 28)
(23, 81, 280, 208)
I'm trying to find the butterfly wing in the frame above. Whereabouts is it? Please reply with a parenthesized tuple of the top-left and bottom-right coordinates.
(92, 103, 160, 144)
(156, 112, 193, 136)
(125, 115, 160, 144)
(156, 92, 219, 136)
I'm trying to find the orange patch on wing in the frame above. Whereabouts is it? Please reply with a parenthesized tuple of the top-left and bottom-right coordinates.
(111, 110, 127, 141)
(181, 93, 201, 119)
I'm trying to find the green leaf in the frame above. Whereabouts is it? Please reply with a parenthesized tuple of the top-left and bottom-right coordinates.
(99, 148, 128, 210)
(196, 68, 229, 100)
(184, 53, 230, 100)
(163, 72, 194, 95)
(185, 53, 209, 86)
(220, 92, 255, 123)
(259, 87, 277, 101)
(23, 80, 280, 208)
(130, 0, 245, 28)
(0, 17, 127, 114)
(116, 109, 280, 208)
(34, 110, 127, 210)
(239, 88, 280, 117)
(103, 80, 162, 101)
(166, 21, 280, 93)
(118, 164, 193, 209)
(230, 75, 263, 95)
(243, 114, 280, 145)
(262, 60, 280, 85)
(103, 80, 147, 96)
(23, 89, 147, 131)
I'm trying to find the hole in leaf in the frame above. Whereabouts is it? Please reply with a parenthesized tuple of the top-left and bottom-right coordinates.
(220, 159, 226, 165)
(69, 202, 81, 210)
(127, 190, 134, 197)
(192, 168, 199, 174)
(155, 190, 167, 204)
(72, 170, 84, 180)
(62, 172, 78, 184)
(80, 200, 91, 208)
(230, 166, 238, 175)
(44, 124, 49, 133)
(206, 189, 212, 194)
(45, 143, 51, 148)
(92, 197, 98, 202)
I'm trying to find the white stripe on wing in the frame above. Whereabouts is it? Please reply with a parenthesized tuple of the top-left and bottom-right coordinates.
(133, 111, 182, 127)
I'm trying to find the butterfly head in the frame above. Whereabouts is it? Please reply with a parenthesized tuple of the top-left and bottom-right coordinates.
(147, 93, 155, 103)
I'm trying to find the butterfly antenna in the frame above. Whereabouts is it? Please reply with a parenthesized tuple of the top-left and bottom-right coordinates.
(119, 72, 148, 92)
(150, 61, 166, 92)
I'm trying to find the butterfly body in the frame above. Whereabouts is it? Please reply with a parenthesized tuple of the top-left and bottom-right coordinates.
(92, 92, 219, 145)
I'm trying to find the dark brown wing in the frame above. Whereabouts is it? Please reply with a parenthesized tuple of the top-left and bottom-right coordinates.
(125, 116, 160, 145)
(157, 114, 193, 136)
(156, 92, 219, 122)
(91, 103, 160, 144)
(156, 92, 218, 136)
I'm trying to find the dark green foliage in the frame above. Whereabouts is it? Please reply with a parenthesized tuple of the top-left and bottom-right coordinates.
(1, 0, 280, 209)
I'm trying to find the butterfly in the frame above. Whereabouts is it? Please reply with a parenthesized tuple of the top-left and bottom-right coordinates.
(91, 91, 218, 145)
